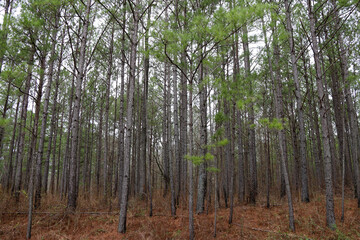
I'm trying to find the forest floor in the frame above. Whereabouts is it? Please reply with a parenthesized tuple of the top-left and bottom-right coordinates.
(0, 190, 359, 240)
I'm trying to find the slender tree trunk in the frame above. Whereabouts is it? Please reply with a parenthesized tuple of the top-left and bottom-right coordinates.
(96, 97, 104, 196)
(172, 63, 179, 214)
(36, 15, 60, 201)
(233, 29, 245, 203)
(172, 0, 181, 209)
(332, 0, 360, 207)
(237, 110, 245, 202)
(148, 127, 153, 216)
(242, 24, 257, 204)
(188, 78, 194, 240)
(49, 29, 65, 194)
(88, 100, 95, 196)
(61, 18, 83, 200)
(213, 163, 218, 238)
(103, 23, 114, 202)
(26, 135, 35, 240)
(266, 130, 271, 208)
(117, 0, 126, 205)
(327, 41, 346, 192)
(261, 17, 272, 208)
(14, 47, 35, 203)
(307, 0, 336, 228)
(272, 24, 295, 231)
(196, 56, 207, 214)
(55, 107, 65, 194)
(50, 109, 59, 195)
(33, 53, 47, 209)
(139, 6, 151, 198)
(118, 0, 139, 232)
(60, 84, 73, 199)
(284, 0, 309, 202)
(179, 51, 188, 204)
(112, 73, 119, 197)
(303, 54, 323, 187)
(27, 51, 47, 238)
(4, 98, 20, 192)
(67, 0, 92, 211)
(163, 61, 170, 196)
(0, 73, 13, 161)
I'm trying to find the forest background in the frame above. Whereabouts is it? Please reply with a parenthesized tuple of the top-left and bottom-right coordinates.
(0, 0, 360, 239)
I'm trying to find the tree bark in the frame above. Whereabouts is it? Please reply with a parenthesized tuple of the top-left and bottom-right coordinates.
(118, 0, 139, 232)
(14, 47, 35, 203)
(4, 98, 20, 192)
(33, 52, 47, 209)
(196, 56, 207, 214)
(272, 24, 295, 231)
(49, 29, 65, 195)
(117, 0, 126, 205)
(163, 61, 170, 196)
(139, 6, 151, 198)
(332, 0, 360, 207)
(103, 23, 115, 201)
(67, 0, 92, 211)
(188, 76, 195, 240)
(284, 0, 309, 202)
(242, 24, 257, 204)
(37, 12, 60, 198)
(172, 63, 179, 214)
(307, 0, 336, 228)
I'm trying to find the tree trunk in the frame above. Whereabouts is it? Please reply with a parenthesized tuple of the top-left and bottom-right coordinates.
(14, 47, 35, 203)
(242, 24, 257, 204)
(332, 0, 360, 207)
(118, 0, 139, 232)
(4, 98, 20, 192)
(67, 0, 92, 211)
(272, 24, 295, 231)
(237, 110, 245, 203)
(196, 57, 207, 214)
(172, 63, 179, 214)
(48, 28, 65, 195)
(36, 13, 60, 200)
(33, 53, 47, 209)
(55, 106, 65, 194)
(117, 0, 126, 205)
(103, 23, 114, 202)
(139, 6, 151, 198)
(179, 50, 188, 203)
(163, 61, 170, 196)
(27, 50, 47, 238)
(0, 72, 13, 161)
(284, 0, 309, 202)
(307, 0, 336, 228)
(188, 78, 194, 240)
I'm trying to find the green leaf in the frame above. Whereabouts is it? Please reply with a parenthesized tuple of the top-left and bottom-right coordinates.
(185, 155, 204, 166)
(204, 152, 214, 161)
(217, 138, 229, 147)
(206, 167, 220, 173)
(269, 118, 283, 130)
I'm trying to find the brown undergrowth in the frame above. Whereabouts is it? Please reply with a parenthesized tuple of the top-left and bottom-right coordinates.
(0, 189, 359, 239)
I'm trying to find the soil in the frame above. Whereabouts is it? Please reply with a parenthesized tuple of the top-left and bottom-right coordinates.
(1, 191, 359, 239)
